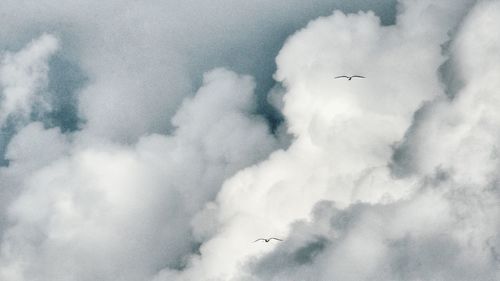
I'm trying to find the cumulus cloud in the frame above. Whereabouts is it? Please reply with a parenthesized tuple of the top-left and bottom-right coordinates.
(0, 34, 59, 127)
(0, 0, 499, 281)
(0, 68, 277, 281)
(155, 0, 500, 280)
(0, 0, 397, 142)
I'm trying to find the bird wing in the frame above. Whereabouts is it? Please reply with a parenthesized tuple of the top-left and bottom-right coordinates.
(270, 238, 283, 241)
(253, 239, 265, 242)
(352, 75, 365, 78)
(334, 75, 349, 79)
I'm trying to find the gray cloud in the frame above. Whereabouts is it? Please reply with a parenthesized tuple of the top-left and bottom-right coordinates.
(252, 192, 499, 281)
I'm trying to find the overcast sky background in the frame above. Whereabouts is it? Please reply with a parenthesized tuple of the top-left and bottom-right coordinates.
(0, 1, 499, 280)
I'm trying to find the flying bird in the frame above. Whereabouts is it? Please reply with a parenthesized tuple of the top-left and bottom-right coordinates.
(334, 75, 365, 80)
(253, 238, 283, 243)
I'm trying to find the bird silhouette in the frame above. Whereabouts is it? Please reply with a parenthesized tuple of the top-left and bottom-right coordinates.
(334, 75, 365, 80)
(253, 238, 283, 243)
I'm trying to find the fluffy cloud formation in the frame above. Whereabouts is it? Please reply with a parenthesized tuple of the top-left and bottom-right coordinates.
(0, 34, 59, 127)
(0, 0, 396, 142)
(0, 68, 277, 281)
(1, 0, 500, 281)
(156, 0, 500, 280)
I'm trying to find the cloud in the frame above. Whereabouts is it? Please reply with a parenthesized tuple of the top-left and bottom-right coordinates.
(0, 0, 398, 142)
(0, 33, 60, 165)
(1, 0, 500, 281)
(0, 2, 399, 280)
(0, 68, 278, 281)
(251, 189, 499, 281)
(153, 0, 500, 280)
(0, 34, 59, 127)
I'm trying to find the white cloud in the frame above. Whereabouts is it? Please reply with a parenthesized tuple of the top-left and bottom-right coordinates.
(0, 0, 397, 142)
(0, 68, 278, 281)
(160, 1, 500, 280)
(0, 34, 59, 127)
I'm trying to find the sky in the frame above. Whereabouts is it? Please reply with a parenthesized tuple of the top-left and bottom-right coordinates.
(0, 0, 499, 280)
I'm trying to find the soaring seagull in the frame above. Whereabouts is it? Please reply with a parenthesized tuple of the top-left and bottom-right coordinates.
(334, 75, 365, 80)
(254, 238, 283, 243)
